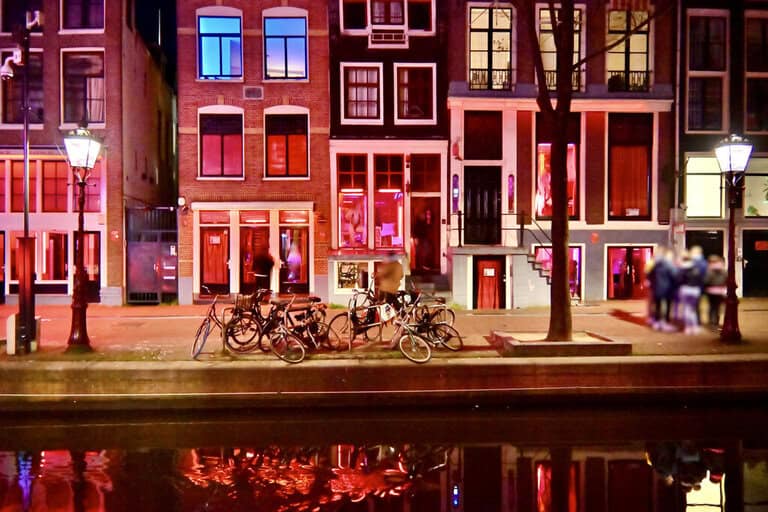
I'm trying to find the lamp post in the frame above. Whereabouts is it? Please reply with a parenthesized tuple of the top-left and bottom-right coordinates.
(714, 134, 753, 344)
(1, 11, 42, 354)
(63, 125, 103, 353)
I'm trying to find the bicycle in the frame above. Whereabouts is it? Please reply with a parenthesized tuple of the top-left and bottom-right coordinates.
(263, 294, 307, 363)
(192, 287, 231, 359)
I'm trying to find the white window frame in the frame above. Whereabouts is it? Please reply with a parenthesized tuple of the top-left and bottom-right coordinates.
(59, 47, 106, 130)
(0, 47, 44, 129)
(263, 104, 311, 181)
(393, 62, 436, 125)
(340, 61, 384, 125)
(59, 0, 105, 34)
(262, 7, 309, 82)
(338, 0, 436, 36)
(535, 2, 586, 92)
(197, 104, 245, 181)
(604, 8, 654, 91)
(466, 3, 517, 91)
(685, 8, 729, 134)
(745, 10, 768, 135)
(196, 6, 243, 82)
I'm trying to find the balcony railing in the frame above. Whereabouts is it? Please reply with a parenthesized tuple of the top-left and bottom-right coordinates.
(469, 68, 513, 90)
(544, 69, 582, 92)
(607, 70, 650, 92)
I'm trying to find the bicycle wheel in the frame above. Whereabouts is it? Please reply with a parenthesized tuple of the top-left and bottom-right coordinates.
(428, 323, 463, 351)
(225, 313, 263, 353)
(328, 312, 352, 350)
(192, 317, 212, 359)
(307, 321, 341, 351)
(433, 307, 456, 327)
(398, 332, 431, 363)
(270, 331, 306, 363)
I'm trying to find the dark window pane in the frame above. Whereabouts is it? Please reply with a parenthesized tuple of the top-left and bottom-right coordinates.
(2, 0, 42, 32)
(2, 52, 43, 123)
(464, 111, 502, 160)
(688, 77, 722, 130)
(63, 52, 105, 123)
(747, 18, 768, 72)
(342, 0, 366, 29)
(690, 16, 726, 71)
(408, 0, 431, 30)
(63, 0, 104, 29)
(747, 78, 768, 132)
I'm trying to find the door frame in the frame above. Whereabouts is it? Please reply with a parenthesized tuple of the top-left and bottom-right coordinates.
(463, 166, 502, 245)
(200, 226, 231, 295)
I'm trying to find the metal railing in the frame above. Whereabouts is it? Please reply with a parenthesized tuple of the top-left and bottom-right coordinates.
(607, 70, 650, 92)
(469, 68, 513, 90)
(449, 211, 552, 255)
(544, 69, 582, 91)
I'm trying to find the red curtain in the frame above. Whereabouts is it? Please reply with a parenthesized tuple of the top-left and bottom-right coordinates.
(610, 145, 648, 217)
(476, 259, 501, 309)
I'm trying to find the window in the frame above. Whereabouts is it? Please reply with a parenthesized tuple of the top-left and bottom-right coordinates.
(746, 16, 768, 132)
(62, 0, 104, 30)
(41, 232, 68, 280)
(2, 0, 43, 33)
(62, 51, 105, 124)
(539, 5, 584, 91)
(410, 154, 440, 192)
(464, 111, 502, 160)
(744, 157, 768, 217)
(687, 13, 727, 131)
(608, 114, 651, 220)
(264, 15, 307, 80)
(338, 154, 368, 248)
(198, 15, 242, 80)
(342, 0, 367, 30)
(43, 161, 69, 212)
(606, 10, 650, 92)
(265, 114, 308, 178)
(372, 0, 404, 25)
(408, 0, 432, 31)
(374, 154, 404, 248)
(1, 51, 43, 124)
(395, 64, 435, 123)
(342, 63, 383, 124)
(199, 113, 243, 178)
(535, 112, 580, 219)
(71, 161, 101, 212)
(469, 6, 513, 90)
(0, 167, 5, 212)
(11, 160, 36, 212)
(684, 156, 723, 218)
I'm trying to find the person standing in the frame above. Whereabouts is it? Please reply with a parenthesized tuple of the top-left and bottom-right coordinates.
(376, 252, 403, 305)
(703, 255, 727, 327)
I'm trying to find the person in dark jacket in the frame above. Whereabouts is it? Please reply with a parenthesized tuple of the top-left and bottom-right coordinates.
(703, 255, 727, 327)
(648, 247, 677, 331)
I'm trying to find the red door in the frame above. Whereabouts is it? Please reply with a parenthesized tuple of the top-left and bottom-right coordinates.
(475, 257, 503, 309)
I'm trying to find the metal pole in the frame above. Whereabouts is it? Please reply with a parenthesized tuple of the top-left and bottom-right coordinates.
(720, 180, 741, 343)
(66, 176, 92, 352)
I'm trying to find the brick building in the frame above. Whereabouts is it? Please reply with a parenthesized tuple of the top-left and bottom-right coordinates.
(0, 0, 175, 306)
(174, 1, 331, 303)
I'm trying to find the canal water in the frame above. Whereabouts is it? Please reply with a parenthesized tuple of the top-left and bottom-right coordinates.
(0, 403, 766, 511)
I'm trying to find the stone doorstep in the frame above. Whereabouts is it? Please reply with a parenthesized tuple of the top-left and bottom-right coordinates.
(492, 331, 633, 357)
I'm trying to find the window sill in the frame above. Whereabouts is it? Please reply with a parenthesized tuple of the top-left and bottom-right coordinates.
(0, 123, 44, 130)
(262, 176, 310, 181)
(196, 77, 244, 83)
(196, 176, 246, 181)
(263, 77, 309, 83)
(58, 28, 105, 35)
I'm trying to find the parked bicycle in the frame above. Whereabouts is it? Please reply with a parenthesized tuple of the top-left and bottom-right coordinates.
(327, 277, 398, 351)
(192, 286, 233, 359)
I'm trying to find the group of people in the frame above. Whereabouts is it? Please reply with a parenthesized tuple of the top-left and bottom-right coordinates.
(646, 246, 728, 334)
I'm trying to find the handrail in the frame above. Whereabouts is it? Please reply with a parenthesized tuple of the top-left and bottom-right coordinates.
(448, 210, 553, 258)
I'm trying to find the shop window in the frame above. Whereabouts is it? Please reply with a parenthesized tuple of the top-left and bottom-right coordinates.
(41, 232, 68, 280)
(43, 161, 69, 212)
(534, 245, 582, 299)
(468, 6, 513, 90)
(684, 157, 723, 218)
(71, 161, 101, 212)
(240, 224, 270, 293)
(395, 64, 435, 123)
(62, 0, 104, 30)
(745, 157, 768, 217)
(10, 160, 36, 213)
(198, 14, 242, 80)
(337, 261, 367, 289)
(1, 52, 43, 124)
(62, 51, 104, 124)
(264, 15, 307, 80)
(608, 114, 651, 220)
(342, 63, 382, 123)
(280, 226, 309, 293)
(374, 155, 404, 248)
(265, 114, 308, 177)
(535, 112, 580, 220)
(607, 246, 652, 300)
(338, 154, 368, 248)
(464, 111, 502, 160)
(200, 113, 243, 178)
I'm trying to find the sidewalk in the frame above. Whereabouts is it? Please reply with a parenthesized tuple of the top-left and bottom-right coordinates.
(1, 298, 767, 411)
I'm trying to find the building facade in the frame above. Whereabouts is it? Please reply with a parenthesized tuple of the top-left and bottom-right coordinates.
(326, 0, 449, 306)
(677, 0, 768, 298)
(0, 0, 175, 306)
(175, 1, 331, 304)
(444, 0, 677, 309)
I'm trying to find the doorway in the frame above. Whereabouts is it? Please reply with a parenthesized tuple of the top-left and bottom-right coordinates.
(83, 232, 101, 302)
(410, 197, 440, 275)
(0, 232, 4, 304)
(474, 256, 505, 309)
(743, 230, 768, 297)
(241, 227, 271, 293)
(280, 226, 309, 294)
(200, 227, 230, 295)
(464, 166, 501, 245)
(607, 246, 652, 299)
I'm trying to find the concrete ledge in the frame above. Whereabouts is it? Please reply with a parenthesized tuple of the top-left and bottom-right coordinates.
(493, 331, 633, 357)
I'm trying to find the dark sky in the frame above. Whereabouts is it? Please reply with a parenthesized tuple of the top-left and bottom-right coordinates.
(135, 0, 177, 87)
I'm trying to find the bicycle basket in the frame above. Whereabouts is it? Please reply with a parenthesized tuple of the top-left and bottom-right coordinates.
(235, 294, 254, 311)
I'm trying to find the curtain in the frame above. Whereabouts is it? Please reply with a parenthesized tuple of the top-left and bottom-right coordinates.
(86, 77, 104, 122)
(610, 145, 648, 217)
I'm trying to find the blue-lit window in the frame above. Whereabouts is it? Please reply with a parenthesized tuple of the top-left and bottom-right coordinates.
(264, 17, 307, 80)
(198, 16, 242, 80)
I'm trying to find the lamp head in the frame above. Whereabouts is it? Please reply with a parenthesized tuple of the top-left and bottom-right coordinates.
(64, 124, 103, 170)
(715, 134, 753, 174)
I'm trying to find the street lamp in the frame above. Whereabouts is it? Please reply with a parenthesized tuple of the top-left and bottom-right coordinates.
(63, 124, 103, 353)
(1, 11, 42, 354)
(714, 134, 753, 344)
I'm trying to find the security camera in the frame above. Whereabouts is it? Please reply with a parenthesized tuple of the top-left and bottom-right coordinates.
(0, 57, 15, 80)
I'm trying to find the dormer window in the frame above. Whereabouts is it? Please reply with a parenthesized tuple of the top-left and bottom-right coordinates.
(372, 0, 404, 25)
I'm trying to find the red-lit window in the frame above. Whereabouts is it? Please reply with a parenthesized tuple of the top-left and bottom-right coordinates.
(43, 161, 69, 212)
(534, 246, 582, 299)
(535, 112, 580, 220)
(0, 169, 5, 212)
(338, 154, 368, 248)
(266, 114, 308, 177)
(536, 461, 579, 512)
(11, 161, 36, 213)
(608, 114, 651, 220)
(374, 155, 404, 248)
(71, 161, 102, 212)
(200, 113, 243, 177)
(41, 232, 68, 280)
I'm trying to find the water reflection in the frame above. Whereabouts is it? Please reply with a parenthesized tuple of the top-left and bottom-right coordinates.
(0, 407, 767, 511)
